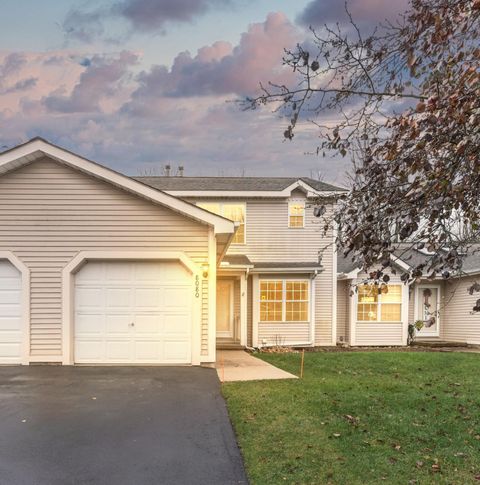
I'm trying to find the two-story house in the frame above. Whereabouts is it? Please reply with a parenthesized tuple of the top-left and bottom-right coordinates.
(135, 176, 345, 352)
(0, 138, 344, 366)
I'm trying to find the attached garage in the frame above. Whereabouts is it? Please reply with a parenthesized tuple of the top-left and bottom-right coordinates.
(0, 260, 23, 363)
(74, 261, 193, 364)
(0, 138, 235, 365)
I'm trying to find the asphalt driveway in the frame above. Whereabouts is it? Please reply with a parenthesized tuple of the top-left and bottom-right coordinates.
(0, 366, 247, 485)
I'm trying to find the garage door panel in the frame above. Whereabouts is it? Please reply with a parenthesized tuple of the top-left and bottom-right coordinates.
(106, 340, 132, 360)
(0, 316, 22, 332)
(106, 314, 132, 335)
(75, 314, 105, 335)
(0, 261, 23, 363)
(75, 340, 104, 361)
(75, 263, 105, 283)
(106, 288, 132, 308)
(134, 288, 161, 308)
(134, 314, 162, 334)
(164, 341, 190, 362)
(0, 342, 22, 359)
(76, 287, 104, 308)
(133, 340, 162, 360)
(0, 289, 21, 305)
(164, 314, 190, 335)
(164, 287, 191, 308)
(106, 263, 132, 282)
(75, 261, 193, 364)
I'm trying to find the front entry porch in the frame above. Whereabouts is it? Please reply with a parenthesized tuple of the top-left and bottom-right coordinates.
(216, 273, 247, 350)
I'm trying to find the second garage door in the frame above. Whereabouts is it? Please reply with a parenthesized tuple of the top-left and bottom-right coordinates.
(74, 261, 193, 364)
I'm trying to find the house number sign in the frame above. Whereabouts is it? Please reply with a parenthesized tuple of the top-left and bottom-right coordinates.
(195, 275, 200, 298)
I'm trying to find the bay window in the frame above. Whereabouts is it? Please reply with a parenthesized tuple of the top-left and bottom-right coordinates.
(357, 284, 402, 322)
(260, 280, 309, 322)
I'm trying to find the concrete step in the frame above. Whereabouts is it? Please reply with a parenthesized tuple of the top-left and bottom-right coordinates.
(413, 340, 469, 348)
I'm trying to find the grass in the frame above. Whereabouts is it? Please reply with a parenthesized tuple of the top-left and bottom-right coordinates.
(222, 351, 480, 485)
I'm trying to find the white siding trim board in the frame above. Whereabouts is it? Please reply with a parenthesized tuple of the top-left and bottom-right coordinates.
(0, 251, 30, 364)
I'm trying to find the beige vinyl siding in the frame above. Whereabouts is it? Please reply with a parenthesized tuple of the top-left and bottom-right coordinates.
(228, 197, 331, 263)
(441, 276, 480, 344)
(314, 204, 335, 345)
(336, 280, 350, 343)
(0, 158, 210, 359)
(356, 324, 404, 346)
(258, 323, 310, 347)
(188, 193, 337, 347)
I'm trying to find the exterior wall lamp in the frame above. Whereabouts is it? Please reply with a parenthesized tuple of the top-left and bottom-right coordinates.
(202, 263, 209, 278)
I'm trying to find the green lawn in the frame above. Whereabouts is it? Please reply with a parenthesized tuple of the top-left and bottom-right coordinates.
(222, 352, 480, 485)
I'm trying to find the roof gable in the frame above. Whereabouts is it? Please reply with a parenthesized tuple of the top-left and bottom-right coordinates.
(0, 138, 235, 235)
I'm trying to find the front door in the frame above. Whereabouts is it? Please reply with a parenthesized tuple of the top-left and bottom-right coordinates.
(216, 280, 234, 338)
(415, 285, 441, 337)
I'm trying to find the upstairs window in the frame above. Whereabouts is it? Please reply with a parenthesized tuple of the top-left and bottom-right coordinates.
(197, 202, 246, 244)
(288, 202, 305, 228)
(357, 284, 402, 322)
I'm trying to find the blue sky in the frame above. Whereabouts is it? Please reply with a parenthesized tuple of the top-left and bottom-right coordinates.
(0, 0, 404, 182)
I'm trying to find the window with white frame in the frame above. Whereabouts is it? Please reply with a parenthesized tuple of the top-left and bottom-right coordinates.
(260, 279, 309, 322)
(357, 284, 402, 322)
(197, 202, 245, 244)
(288, 202, 305, 228)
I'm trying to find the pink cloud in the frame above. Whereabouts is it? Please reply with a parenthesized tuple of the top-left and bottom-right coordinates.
(123, 12, 300, 118)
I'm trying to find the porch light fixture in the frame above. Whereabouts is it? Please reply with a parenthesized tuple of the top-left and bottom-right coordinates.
(202, 263, 209, 278)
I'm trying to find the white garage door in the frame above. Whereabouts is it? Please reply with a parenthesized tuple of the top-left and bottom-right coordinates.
(74, 261, 193, 364)
(0, 260, 23, 364)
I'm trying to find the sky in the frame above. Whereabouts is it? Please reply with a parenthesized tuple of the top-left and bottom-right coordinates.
(0, 0, 407, 183)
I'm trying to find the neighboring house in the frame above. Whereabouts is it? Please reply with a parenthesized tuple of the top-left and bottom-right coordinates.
(337, 247, 480, 347)
(0, 138, 344, 366)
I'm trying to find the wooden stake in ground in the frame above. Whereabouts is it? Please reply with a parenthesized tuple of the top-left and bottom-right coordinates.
(300, 349, 305, 379)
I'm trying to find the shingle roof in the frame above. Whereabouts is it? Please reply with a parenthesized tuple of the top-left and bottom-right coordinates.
(133, 176, 346, 193)
(222, 255, 253, 266)
(337, 245, 480, 276)
(252, 262, 322, 269)
(337, 254, 360, 274)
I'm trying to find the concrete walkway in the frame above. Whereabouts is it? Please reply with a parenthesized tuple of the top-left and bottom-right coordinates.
(216, 350, 298, 382)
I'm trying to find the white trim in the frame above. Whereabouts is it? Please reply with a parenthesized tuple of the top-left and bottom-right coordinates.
(252, 274, 259, 347)
(0, 138, 235, 236)
(240, 273, 248, 346)
(413, 284, 441, 338)
(402, 282, 410, 345)
(349, 283, 356, 346)
(61, 250, 202, 366)
(331, 226, 338, 346)
(0, 251, 30, 365)
(216, 280, 234, 338)
(310, 277, 316, 345)
(251, 267, 322, 274)
(207, 228, 217, 362)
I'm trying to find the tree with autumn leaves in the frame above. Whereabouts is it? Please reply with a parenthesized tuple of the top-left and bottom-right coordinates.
(246, 0, 480, 306)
